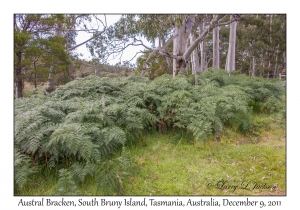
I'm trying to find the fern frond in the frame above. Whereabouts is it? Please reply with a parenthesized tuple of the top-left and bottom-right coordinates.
(71, 162, 94, 183)
(54, 168, 81, 195)
(95, 148, 138, 195)
(187, 119, 213, 141)
(14, 149, 37, 190)
(101, 126, 126, 155)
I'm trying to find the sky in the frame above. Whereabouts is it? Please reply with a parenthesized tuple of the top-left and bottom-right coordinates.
(75, 15, 148, 65)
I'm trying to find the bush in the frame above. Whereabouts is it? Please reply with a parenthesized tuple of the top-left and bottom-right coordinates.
(14, 70, 285, 194)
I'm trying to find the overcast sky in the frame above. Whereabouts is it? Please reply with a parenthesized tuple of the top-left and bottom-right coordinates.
(75, 15, 147, 65)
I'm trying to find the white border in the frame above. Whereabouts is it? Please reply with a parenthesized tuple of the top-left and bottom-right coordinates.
(2, 1, 298, 209)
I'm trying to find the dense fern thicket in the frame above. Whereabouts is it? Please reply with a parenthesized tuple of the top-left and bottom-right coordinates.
(14, 69, 285, 195)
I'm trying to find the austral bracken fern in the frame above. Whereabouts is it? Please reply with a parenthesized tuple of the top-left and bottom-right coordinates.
(14, 71, 284, 195)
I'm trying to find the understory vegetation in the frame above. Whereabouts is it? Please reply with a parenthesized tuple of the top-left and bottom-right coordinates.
(14, 69, 285, 195)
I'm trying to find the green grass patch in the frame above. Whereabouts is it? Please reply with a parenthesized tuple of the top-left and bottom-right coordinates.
(124, 129, 285, 196)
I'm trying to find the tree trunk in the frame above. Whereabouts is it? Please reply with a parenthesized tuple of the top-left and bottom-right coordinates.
(200, 40, 206, 72)
(282, 51, 286, 70)
(189, 33, 200, 75)
(190, 50, 195, 75)
(262, 55, 265, 77)
(225, 16, 237, 73)
(249, 57, 251, 77)
(189, 33, 200, 86)
(173, 15, 195, 77)
(213, 15, 220, 69)
(273, 51, 278, 78)
(252, 56, 256, 78)
(173, 21, 188, 77)
(268, 14, 273, 78)
(156, 15, 235, 77)
(46, 65, 55, 93)
(33, 60, 37, 88)
(15, 52, 23, 98)
(46, 66, 55, 93)
(172, 25, 178, 77)
(15, 78, 23, 99)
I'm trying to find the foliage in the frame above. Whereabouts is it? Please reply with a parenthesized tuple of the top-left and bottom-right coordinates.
(14, 14, 105, 98)
(235, 15, 286, 76)
(14, 15, 70, 97)
(14, 149, 38, 191)
(135, 50, 171, 79)
(74, 58, 135, 79)
(14, 70, 285, 194)
(54, 169, 81, 195)
(17, 112, 286, 196)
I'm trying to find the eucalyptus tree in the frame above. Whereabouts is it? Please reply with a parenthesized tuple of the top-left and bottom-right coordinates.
(167, 14, 242, 77)
(88, 14, 242, 79)
(87, 14, 173, 75)
(225, 15, 240, 73)
(213, 15, 220, 69)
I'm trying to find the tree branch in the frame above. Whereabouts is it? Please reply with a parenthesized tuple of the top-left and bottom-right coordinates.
(216, 15, 243, 27)
(127, 51, 143, 62)
(140, 50, 158, 76)
(140, 33, 179, 76)
(162, 34, 178, 50)
(67, 15, 107, 51)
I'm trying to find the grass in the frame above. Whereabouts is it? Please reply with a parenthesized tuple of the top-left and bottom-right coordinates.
(15, 113, 286, 196)
(124, 123, 285, 196)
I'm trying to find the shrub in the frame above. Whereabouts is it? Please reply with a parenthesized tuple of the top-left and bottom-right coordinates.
(14, 70, 285, 194)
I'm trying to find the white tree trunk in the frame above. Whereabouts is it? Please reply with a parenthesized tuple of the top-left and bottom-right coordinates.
(189, 33, 200, 75)
(200, 41, 206, 72)
(190, 33, 201, 85)
(199, 20, 207, 72)
(173, 20, 188, 77)
(190, 51, 195, 75)
(225, 16, 238, 73)
(172, 26, 179, 77)
(213, 15, 220, 69)
(173, 15, 195, 77)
